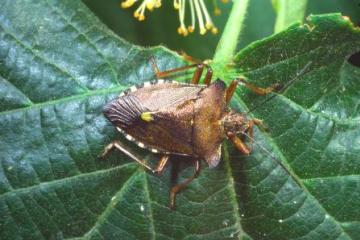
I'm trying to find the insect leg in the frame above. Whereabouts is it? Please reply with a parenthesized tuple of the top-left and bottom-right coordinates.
(192, 64, 214, 85)
(225, 78, 282, 105)
(227, 132, 251, 155)
(99, 140, 156, 173)
(225, 80, 238, 105)
(169, 159, 201, 209)
(203, 66, 213, 85)
(99, 141, 117, 158)
(178, 50, 202, 63)
(151, 62, 205, 84)
(150, 58, 212, 85)
(246, 118, 267, 150)
(251, 118, 266, 131)
(191, 64, 205, 84)
(236, 78, 282, 96)
(154, 155, 170, 175)
(150, 57, 199, 79)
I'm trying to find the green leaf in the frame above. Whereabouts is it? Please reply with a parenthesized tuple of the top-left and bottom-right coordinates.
(272, 0, 308, 33)
(0, 1, 359, 240)
(232, 13, 360, 239)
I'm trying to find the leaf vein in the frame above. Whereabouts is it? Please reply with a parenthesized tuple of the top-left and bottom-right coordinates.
(0, 162, 135, 199)
(44, 0, 120, 87)
(0, 22, 89, 92)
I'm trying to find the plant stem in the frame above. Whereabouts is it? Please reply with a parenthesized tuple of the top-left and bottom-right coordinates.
(213, 0, 249, 69)
(273, 0, 307, 33)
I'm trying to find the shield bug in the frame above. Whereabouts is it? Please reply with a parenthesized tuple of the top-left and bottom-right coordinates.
(100, 60, 311, 209)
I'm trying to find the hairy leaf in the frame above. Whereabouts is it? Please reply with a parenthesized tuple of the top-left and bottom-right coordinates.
(232, 13, 360, 240)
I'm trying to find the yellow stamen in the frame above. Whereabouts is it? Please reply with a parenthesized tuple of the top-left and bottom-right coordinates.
(174, 0, 180, 9)
(122, 0, 162, 20)
(214, 7, 221, 16)
(134, 10, 145, 21)
(211, 27, 218, 34)
(177, 0, 188, 36)
(154, 0, 161, 8)
(194, 0, 206, 35)
(189, 0, 195, 32)
(121, 0, 137, 8)
(199, 0, 214, 30)
(146, 2, 155, 10)
(120, 0, 224, 36)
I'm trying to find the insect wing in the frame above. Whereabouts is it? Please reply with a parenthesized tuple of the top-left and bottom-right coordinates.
(129, 82, 204, 155)
(103, 94, 148, 129)
(104, 82, 205, 155)
(131, 82, 204, 110)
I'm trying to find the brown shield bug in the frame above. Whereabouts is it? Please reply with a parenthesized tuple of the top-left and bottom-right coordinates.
(100, 60, 311, 209)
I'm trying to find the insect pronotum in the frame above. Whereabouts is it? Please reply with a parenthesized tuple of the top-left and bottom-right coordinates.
(100, 59, 311, 209)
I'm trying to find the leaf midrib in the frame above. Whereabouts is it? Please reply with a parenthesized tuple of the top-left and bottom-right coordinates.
(223, 144, 244, 239)
(83, 168, 140, 239)
(0, 162, 136, 199)
(0, 86, 126, 116)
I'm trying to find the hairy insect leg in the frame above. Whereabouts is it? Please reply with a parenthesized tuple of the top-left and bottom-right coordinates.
(149, 58, 213, 85)
(225, 78, 283, 105)
(251, 118, 267, 132)
(100, 140, 156, 173)
(246, 118, 267, 150)
(178, 51, 202, 64)
(152, 62, 205, 85)
(169, 159, 201, 209)
(236, 78, 282, 96)
(203, 66, 213, 85)
(154, 155, 170, 175)
(191, 64, 205, 84)
(227, 132, 251, 155)
(192, 64, 214, 85)
(150, 58, 199, 79)
(225, 80, 238, 105)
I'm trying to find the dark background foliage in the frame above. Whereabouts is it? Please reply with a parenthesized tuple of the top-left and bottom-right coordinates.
(83, 0, 360, 59)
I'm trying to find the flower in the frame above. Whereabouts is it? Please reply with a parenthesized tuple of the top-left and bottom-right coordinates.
(120, 0, 227, 36)
(175, 0, 218, 36)
(121, 0, 162, 21)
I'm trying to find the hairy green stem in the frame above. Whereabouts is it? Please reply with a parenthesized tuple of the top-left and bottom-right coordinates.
(213, 0, 249, 69)
(273, 0, 308, 33)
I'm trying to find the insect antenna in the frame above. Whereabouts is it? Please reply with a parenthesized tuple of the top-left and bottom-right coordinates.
(246, 61, 312, 114)
(242, 132, 304, 189)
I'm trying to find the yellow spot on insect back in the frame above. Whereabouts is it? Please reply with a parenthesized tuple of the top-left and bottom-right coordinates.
(141, 112, 154, 122)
